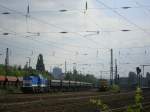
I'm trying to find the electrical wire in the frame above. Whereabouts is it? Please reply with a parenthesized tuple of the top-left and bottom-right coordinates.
(95, 0, 150, 36)
(0, 3, 107, 48)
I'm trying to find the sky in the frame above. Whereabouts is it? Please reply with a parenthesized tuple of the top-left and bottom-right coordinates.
(0, 0, 150, 78)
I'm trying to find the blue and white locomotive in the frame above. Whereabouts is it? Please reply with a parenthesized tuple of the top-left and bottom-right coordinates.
(22, 74, 48, 93)
(22, 74, 93, 93)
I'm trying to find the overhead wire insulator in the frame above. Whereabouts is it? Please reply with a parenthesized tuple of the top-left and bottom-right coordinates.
(2, 12, 10, 15)
(59, 9, 68, 12)
(121, 6, 131, 9)
(60, 31, 68, 34)
(3, 33, 9, 35)
(121, 29, 131, 32)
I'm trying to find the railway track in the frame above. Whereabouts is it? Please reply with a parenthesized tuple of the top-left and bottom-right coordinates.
(109, 101, 150, 112)
(0, 91, 135, 104)
(0, 91, 150, 112)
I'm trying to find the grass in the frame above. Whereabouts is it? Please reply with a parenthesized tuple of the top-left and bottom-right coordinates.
(0, 86, 22, 94)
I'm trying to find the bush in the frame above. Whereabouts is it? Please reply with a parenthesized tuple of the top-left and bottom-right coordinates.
(90, 99, 109, 112)
(110, 84, 120, 93)
(0, 86, 22, 94)
(126, 87, 143, 112)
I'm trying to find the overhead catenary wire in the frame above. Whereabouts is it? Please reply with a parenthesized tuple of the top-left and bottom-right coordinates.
(0, 28, 110, 65)
(0, 39, 77, 66)
(95, 0, 150, 36)
(0, 4, 107, 50)
(0, 7, 80, 55)
(1, 3, 147, 51)
(0, 26, 74, 54)
(134, 0, 150, 18)
(5, 6, 150, 14)
(1, 20, 150, 57)
(0, 3, 108, 49)
(0, 27, 103, 65)
(0, 38, 77, 62)
(1, 1, 150, 76)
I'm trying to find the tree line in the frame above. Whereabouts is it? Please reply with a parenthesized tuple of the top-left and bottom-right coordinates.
(0, 53, 98, 84)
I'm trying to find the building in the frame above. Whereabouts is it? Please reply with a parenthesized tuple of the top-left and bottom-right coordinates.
(119, 77, 129, 89)
(128, 72, 138, 88)
(52, 67, 63, 79)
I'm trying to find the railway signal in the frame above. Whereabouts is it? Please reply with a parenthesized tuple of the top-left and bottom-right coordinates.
(136, 67, 141, 87)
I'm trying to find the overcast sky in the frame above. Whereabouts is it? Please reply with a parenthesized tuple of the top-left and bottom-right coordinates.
(0, 0, 150, 78)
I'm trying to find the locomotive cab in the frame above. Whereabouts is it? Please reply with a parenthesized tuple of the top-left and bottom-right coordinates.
(22, 74, 48, 93)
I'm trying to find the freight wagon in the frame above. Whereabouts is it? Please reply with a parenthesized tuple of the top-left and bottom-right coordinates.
(0, 75, 22, 87)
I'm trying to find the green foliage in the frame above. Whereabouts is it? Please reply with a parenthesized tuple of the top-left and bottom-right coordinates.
(0, 64, 6, 75)
(127, 104, 142, 112)
(90, 99, 109, 112)
(127, 106, 134, 112)
(0, 86, 22, 94)
(126, 87, 143, 112)
(135, 93, 143, 104)
(25, 69, 52, 79)
(36, 54, 45, 72)
(136, 87, 142, 95)
(0, 64, 28, 76)
(110, 84, 120, 93)
(39, 71, 52, 79)
(64, 70, 98, 85)
(0, 64, 51, 78)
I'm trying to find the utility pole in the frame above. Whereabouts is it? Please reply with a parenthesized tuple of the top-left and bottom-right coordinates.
(115, 59, 118, 85)
(65, 60, 67, 75)
(73, 62, 76, 71)
(0, 53, 2, 63)
(110, 48, 113, 86)
(99, 71, 103, 79)
(50, 66, 52, 73)
(26, 57, 31, 73)
(5, 48, 9, 76)
(26, 57, 31, 69)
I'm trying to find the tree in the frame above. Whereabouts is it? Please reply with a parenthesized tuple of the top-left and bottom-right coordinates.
(18, 65, 22, 70)
(73, 69, 78, 75)
(65, 72, 72, 80)
(23, 63, 28, 71)
(36, 54, 45, 72)
(0, 64, 6, 75)
(64, 70, 98, 86)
